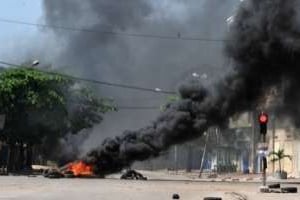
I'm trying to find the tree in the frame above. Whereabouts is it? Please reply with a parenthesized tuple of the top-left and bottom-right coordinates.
(160, 95, 181, 111)
(0, 67, 116, 171)
(269, 149, 292, 173)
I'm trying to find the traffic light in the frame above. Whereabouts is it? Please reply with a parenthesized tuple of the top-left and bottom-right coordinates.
(258, 112, 268, 135)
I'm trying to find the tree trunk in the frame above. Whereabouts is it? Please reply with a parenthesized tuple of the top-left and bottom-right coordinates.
(15, 144, 21, 171)
(278, 159, 281, 172)
(7, 144, 15, 173)
(0, 144, 9, 174)
(25, 145, 33, 170)
(18, 143, 25, 171)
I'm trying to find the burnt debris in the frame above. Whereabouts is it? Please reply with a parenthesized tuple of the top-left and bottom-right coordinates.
(120, 170, 147, 180)
(44, 170, 64, 179)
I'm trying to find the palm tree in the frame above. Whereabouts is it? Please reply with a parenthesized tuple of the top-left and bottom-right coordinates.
(269, 149, 292, 173)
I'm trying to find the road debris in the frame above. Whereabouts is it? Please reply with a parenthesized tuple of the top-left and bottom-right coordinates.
(172, 193, 180, 199)
(120, 170, 147, 180)
(225, 192, 247, 200)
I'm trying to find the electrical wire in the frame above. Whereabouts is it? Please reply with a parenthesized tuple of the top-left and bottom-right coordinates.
(71, 103, 160, 111)
(0, 61, 164, 110)
(67, 99, 161, 111)
(0, 60, 176, 95)
(117, 106, 160, 110)
(0, 18, 230, 42)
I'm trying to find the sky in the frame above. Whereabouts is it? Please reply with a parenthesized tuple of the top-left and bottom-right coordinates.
(0, 0, 43, 62)
(0, 0, 191, 44)
(0, 0, 41, 40)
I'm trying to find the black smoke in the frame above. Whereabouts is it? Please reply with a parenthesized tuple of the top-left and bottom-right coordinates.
(226, 0, 300, 125)
(39, 0, 239, 155)
(82, 0, 300, 175)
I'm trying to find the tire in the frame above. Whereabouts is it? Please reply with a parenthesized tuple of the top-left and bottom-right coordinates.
(172, 194, 180, 199)
(268, 183, 280, 189)
(203, 198, 222, 200)
(281, 187, 298, 193)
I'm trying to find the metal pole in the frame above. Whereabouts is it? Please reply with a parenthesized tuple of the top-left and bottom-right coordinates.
(186, 145, 192, 172)
(272, 115, 275, 174)
(199, 131, 209, 178)
(174, 145, 178, 174)
(262, 134, 267, 186)
(251, 111, 256, 173)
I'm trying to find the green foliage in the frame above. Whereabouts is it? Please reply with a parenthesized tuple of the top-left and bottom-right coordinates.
(0, 68, 70, 111)
(269, 149, 292, 172)
(160, 95, 181, 111)
(269, 149, 292, 162)
(0, 67, 115, 147)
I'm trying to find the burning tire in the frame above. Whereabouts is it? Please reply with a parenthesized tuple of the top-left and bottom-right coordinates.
(45, 171, 64, 179)
(60, 161, 94, 178)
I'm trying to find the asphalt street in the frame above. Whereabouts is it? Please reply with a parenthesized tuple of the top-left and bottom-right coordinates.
(0, 175, 299, 200)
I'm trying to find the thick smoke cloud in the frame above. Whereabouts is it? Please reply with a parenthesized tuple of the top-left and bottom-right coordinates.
(226, 0, 300, 125)
(80, 0, 300, 175)
(40, 0, 239, 154)
(41, 0, 236, 91)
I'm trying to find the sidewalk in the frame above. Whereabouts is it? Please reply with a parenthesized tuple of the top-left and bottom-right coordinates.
(113, 170, 300, 184)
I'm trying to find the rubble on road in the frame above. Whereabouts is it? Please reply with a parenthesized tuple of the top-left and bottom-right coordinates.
(44, 170, 64, 179)
(64, 170, 75, 178)
(120, 170, 147, 180)
(203, 197, 222, 200)
(281, 187, 298, 193)
(268, 183, 280, 189)
(225, 192, 246, 200)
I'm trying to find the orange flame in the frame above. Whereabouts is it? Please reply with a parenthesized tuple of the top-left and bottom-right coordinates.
(68, 161, 93, 176)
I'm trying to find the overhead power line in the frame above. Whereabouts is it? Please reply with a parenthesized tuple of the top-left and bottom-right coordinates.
(0, 18, 229, 42)
(117, 106, 160, 110)
(70, 101, 160, 110)
(0, 60, 176, 95)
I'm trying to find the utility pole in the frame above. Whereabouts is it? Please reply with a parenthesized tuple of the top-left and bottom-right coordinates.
(250, 111, 257, 173)
(186, 145, 193, 172)
(272, 115, 276, 174)
(199, 131, 209, 178)
(174, 145, 178, 174)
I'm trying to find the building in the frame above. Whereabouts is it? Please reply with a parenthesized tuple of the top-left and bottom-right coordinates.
(133, 114, 253, 173)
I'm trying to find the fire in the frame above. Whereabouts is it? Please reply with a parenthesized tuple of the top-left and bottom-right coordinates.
(67, 161, 93, 176)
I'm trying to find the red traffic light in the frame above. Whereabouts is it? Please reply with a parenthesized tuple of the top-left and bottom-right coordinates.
(259, 113, 268, 124)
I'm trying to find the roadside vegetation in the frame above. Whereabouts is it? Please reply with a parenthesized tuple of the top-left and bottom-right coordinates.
(0, 67, 116, 173)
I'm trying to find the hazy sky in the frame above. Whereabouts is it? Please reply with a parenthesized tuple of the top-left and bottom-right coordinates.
(0, 0, 41, 40)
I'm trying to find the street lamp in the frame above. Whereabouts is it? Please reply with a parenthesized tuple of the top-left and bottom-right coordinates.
(192, 72, 200, 78)
(154, 88, 162, 92)
(192, 72, 208, 80)
(31, 60, 39, 67)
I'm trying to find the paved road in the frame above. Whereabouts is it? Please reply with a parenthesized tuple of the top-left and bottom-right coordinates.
(0, 176, 299, 200)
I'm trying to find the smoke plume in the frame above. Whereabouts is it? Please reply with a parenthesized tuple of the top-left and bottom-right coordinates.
(80, 0, 300, 175)
(39, 0, 238, 154)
